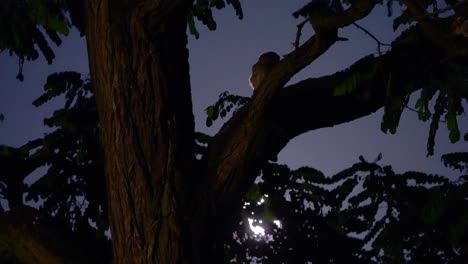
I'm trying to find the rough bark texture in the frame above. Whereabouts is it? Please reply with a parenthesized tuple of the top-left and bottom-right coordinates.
(85, 1, 202, 263)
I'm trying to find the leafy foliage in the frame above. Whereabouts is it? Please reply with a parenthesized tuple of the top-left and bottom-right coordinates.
(0, 72, 107, 244)
(291, 1, 468, 157)
(0, 0, 243, 76)
(0, 0, 86, 79)
(441, 152, 468, 173)
(1, 69, 466, 263)
(227, 156, 468, 263)
(188, 0, 243, 38)
(378, 23, 468, 156)
(205, 91, 249, 127)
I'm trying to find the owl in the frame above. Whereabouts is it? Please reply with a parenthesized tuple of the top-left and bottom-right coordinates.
(249, 51, 280, 90)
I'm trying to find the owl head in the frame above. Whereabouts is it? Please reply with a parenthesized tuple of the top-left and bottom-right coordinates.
(249, 51, 280, 90)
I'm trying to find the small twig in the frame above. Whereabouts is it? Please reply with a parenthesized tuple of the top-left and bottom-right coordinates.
(404, 105, 419, 113)
(353, 22, 391, 55)
(353, 22, 390, 45)
(368, 49, 391, 56)
(404, 105, 447, 123)
(294, 18, 309, 49)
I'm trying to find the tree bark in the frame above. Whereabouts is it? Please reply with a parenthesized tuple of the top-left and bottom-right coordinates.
(85, 1, 207, 263)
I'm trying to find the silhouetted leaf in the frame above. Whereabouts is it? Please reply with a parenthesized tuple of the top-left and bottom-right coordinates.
(446, 112, 460, 143)
(187, 11, 200, 39)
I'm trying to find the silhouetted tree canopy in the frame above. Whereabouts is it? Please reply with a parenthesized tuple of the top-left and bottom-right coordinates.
(1, 0, 467, 263)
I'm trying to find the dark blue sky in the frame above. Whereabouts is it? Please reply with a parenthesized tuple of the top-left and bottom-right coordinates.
(0, 0, 466, 178)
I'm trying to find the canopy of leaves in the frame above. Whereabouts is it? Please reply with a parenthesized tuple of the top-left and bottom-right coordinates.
(1, 71, 467, 263)
(0, 0, 85, 80)
(227, 156, 468, 263)
(0, 72, 108, 252)
(0, 0, 240, 78)
(1, 0, 468, 263)
(188, 0, 243, 38)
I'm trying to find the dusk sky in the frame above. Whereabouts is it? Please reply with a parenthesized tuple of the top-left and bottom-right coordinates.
(0, 0, 466, 178)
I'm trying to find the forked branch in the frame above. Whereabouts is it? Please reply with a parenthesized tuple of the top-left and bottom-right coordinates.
(203, 0, 380, 211)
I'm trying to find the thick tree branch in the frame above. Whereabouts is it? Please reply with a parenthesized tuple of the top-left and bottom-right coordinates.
(259, 28, 454, 168)
(273, 59, 389, 142)
(203, 0, 380, 214)
(272, 0, 378, 95)
(268, 36, 447, 162)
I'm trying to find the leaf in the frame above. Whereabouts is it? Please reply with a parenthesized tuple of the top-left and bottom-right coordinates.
(29, 1, 69, 36)
(16, 72, 24, 81)
(191, 0, 243, 32)
(45, 15, 69, 36)
(293, 166, 326, 183)
(227, 0, 243, 19)
(359, 155, 366, 163)
(204, 92, 248, 127)
(187, 11, 200, 39)
(414, 85, 437, 122)
(445, 113, 460, 143)
(206, 106, 214, 119)
(374, 153, 382, 163)
(193, 1, 217, 31)
(195, 132, 212, 144)
(210, 0, 225, 9)
(33, 27, 55, 64)
(333, 56, 376, 96)
(45, 28, 62, 46)
(441, 152, 468, 173)
(33, 71, 82, 107)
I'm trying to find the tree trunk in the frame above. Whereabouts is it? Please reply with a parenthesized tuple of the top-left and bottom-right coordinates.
(85, 1, 211, 263)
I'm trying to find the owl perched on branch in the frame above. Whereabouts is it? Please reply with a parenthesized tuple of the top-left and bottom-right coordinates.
(249, 51, 280, 90)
